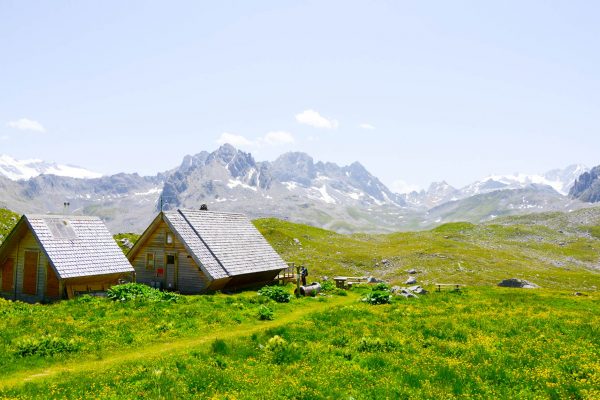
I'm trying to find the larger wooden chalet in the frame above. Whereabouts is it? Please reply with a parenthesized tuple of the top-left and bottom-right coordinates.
(0, 215, 134, 302)
(128, 209, 288, 293)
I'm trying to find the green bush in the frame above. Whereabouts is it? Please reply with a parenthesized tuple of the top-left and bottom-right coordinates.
(320, 280, 336, 291)
(211, 339, 229, 355)
(357, 336, 397, 352)
(257, 285, 291, 303)
(362, 290, 392, 305)
(14, 335, 81, 357)
(257, 305, 274, 321)
(263, 335, 302, 364)
(372, 282, 390, 292)
(106, 283, 180, 302)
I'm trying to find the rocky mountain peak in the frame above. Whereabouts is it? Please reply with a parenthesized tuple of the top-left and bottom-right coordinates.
(569, 165, 600, 203)
(271, 152, 316, 186)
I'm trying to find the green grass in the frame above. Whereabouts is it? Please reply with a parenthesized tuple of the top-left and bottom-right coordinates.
(0, 208, 19, 242)
(113, 232, 141, 253)
(0, 287, 598, 399)
(254, 218, 600, 290)
(1, 207, 600, 398)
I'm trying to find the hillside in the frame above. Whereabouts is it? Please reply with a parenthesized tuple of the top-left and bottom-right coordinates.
(0, 206, 599, 398)
(0, 208, 19, 242)
(255, 216, 600, 291)
(1, 207, 599, 290)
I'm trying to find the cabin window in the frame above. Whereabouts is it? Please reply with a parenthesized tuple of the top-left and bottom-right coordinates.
(165, 232, 173, 245)
(146, 252, 155, 270)
(166, 254, 175, 265)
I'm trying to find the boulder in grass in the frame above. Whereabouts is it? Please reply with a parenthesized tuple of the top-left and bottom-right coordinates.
(368, 276, 384, 283)
(398, 288, 418, 298)
(408, 285, 428, 295)
(405, 276, 417, 285)
(407, 268, 417, 274)
(498, 278, 539, 289)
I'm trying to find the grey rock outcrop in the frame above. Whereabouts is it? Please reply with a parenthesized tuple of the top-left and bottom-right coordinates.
(570, 165, 600, 203)
(498, 278, 539, 289)
(405, 276, 417, 285)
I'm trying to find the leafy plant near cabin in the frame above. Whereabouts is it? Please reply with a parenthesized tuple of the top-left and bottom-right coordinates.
(257, 305, 274, 321)
(263, 335, 302, 364)
(106, 283, 180, 302)
(257, 285, 291, 303)
(14, 335, 81, 357)
(372, 282, 390, 292)
(362, 284, 392, 305)
(319, 280, 336, 291)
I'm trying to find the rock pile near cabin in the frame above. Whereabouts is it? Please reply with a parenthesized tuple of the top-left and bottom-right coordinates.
(391, 285, 428, 298)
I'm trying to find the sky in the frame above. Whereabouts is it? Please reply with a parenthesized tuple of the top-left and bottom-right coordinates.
(1, 0, 599, 192)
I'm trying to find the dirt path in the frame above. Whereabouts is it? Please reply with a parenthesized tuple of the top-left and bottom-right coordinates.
(0, 295, 357, 389)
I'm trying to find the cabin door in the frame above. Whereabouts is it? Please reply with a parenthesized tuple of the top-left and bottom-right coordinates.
(23, 251, 39, 295)
(165, 253, 177, 291)
(1, 258, 14, 292)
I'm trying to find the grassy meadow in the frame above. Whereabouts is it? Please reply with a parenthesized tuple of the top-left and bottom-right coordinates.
(0, 207, 599, 398)
(0, 286, 598, 399)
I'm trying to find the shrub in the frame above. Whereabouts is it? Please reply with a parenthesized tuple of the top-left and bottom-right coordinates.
(362, 290, 392, 305)
(263, 335, 302, 364)
(257, 305, 274, 321)
(106, 283, 180, 302)
(320, 280, 336, 292)
(211, 339, 229, 355)
(372, 282, 390, 292)
(257, 285, 291, 303)
(14, 335, 81, 357)
(357, 336, 397, 352)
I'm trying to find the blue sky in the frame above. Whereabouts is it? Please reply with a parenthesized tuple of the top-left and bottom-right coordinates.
(1, 0, 598, 191)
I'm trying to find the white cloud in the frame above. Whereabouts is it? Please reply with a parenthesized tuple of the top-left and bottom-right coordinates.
(262, 131, 295, 145)
(216, 131, 295, 148)
(216, 132, 254, 147)
(295, 109, 339, 129)
(391, 179, 421, 194)
(359, 123, 375, 130)
(0, 135, 9, 141)
(7, 118, 46, 133)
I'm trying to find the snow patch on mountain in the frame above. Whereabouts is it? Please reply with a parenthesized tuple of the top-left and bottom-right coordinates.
(227, 179, 258, 191)
(0, 154, 102, 180)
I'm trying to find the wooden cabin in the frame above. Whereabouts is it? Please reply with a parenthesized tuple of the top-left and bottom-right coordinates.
(0, 215, 134, 302)
(128, 209, 288, 293)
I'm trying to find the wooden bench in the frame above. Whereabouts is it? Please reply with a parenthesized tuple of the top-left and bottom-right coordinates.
(435, 283, 465, 292)
(333, 276, 368, 289)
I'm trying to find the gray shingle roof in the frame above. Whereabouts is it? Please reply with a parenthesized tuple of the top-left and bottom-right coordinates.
(26, 215, 134, 279)
(163, 209, 287, 279)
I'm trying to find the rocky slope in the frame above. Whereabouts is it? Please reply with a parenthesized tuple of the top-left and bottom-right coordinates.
(570, 165, 600, 203)
(0, 145, 594, 233)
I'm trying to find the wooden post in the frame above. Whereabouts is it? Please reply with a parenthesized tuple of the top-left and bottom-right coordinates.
(296, 264, 302, 298)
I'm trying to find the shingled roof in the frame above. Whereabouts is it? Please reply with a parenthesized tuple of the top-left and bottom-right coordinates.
(0, 215, 134, 279)
(159, 209, 287, 280)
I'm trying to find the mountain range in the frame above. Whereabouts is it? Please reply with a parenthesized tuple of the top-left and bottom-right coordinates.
(0, 145, 594, 233)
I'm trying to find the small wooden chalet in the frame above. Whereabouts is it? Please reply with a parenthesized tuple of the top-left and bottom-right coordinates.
(0, 215, 134, 302)
(128, 209, 288, 293)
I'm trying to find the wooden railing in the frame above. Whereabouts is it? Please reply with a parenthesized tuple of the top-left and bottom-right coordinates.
(276, 262, 297, 284)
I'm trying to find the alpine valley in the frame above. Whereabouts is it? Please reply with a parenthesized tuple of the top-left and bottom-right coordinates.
(0, 144, 595, 233)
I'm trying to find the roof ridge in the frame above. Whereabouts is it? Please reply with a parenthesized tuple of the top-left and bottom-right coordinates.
(26, 214, 102, 220)
(168, 209, 246, 217)
(177, 209, 230, 277)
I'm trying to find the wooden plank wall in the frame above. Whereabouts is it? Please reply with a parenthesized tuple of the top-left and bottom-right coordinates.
(131, 219, 210, 294)
(0, 231, 49, 302)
